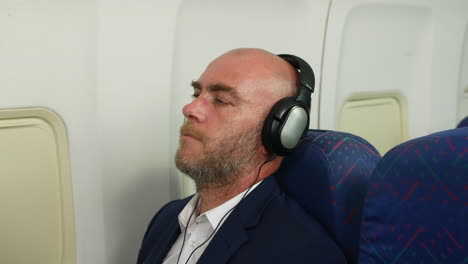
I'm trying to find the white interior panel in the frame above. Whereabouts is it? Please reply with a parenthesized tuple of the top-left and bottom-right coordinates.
(430, 0, 468, 130)
(458, 21, 468, 122)
(170, 0, 331, 196)
(1, 1, 181, 263)
(321, 1, 433, 143)
(322, 0, 468, 148)
(0, 1, 106, 263)
(97, 1, 181, 263)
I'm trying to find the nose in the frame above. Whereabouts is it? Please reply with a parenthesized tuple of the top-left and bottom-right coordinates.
(182, 97, 207, 123)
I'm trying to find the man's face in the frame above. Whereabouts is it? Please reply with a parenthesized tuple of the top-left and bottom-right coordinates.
(175, 53, 281, 189)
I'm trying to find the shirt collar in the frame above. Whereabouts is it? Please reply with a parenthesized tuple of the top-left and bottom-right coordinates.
(177, 181, 263, 230)
(178, 194, 200, 230)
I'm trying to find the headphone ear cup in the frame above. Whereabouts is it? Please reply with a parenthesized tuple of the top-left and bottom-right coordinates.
(262, 97, 310, 156)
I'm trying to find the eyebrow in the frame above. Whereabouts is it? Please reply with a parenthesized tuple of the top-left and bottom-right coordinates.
(191, 81, 242, 102)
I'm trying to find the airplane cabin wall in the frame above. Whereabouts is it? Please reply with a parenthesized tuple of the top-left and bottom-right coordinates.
(1, 0, 181, 263)
(321, 0, 468, 154)
(460, 23, 468, 123)
(97, 1, 181, 263)
(0, 1, 107, 263)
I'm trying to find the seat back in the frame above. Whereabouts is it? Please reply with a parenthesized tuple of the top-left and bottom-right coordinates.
(359, 127, 468, 264)
(457, 116, 468, 128)
(276, 129, 381, 263)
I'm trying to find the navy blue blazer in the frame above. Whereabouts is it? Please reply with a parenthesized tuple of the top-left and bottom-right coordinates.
(137, 175, 347, 264)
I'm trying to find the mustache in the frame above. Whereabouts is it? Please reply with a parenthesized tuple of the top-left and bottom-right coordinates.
(180, 124, 205, 142)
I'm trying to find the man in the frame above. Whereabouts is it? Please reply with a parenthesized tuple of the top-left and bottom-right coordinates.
(137, 48, 346, 264)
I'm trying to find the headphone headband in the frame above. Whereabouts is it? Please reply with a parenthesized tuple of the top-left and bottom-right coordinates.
(261, 54, 315, 156)
(277, 54, 315, 108)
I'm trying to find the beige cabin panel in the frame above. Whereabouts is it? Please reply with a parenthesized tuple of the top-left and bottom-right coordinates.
(339, 97, 405, 154)
(0, 108, 75, 264)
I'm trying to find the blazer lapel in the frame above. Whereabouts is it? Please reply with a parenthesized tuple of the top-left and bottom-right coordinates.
(196, 210, 248, 264)
(196, 175, 279, 264)
(142, 203, 186, 264)
(151, 220, 181, 263)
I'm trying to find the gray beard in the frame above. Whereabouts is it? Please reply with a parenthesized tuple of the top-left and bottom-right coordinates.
(175, 126, 260, 190)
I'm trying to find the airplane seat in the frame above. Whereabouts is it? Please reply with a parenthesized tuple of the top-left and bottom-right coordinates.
(457, 116, 468, 128)
(359, 127, 468, 264)
(275, 129, 381, 264)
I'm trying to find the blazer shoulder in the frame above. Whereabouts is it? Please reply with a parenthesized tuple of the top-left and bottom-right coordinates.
(258, 193, 347, 263)
(137, 197, 192, 264)
(224, 184, 347, 264)
(141, 197, 191, 241)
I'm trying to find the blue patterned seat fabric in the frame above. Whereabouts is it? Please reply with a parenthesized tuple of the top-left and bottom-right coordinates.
(359, 127, 468, 264)
(276, 129, 381, 264)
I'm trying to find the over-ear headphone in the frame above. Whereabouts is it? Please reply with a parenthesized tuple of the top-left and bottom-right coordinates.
(261, 54, 315, 156)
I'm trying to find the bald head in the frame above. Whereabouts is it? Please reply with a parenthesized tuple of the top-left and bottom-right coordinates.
(204, 48, 298, 101)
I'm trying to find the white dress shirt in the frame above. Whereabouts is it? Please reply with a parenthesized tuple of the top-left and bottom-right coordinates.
(162, 181, 262, 264)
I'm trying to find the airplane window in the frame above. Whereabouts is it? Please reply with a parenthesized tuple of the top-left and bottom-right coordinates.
(338, 96, 406, 154)
(0, 108, 75, 264)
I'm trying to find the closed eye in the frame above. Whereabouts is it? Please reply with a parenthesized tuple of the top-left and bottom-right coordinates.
(214, 97, 229, 105)
(190, 92, 230, 106)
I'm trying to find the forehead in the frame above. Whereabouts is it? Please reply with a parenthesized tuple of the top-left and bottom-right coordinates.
(196, 55, 279, 101)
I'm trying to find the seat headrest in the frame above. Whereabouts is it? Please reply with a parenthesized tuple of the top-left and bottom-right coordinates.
(276, 129, 381, 263)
